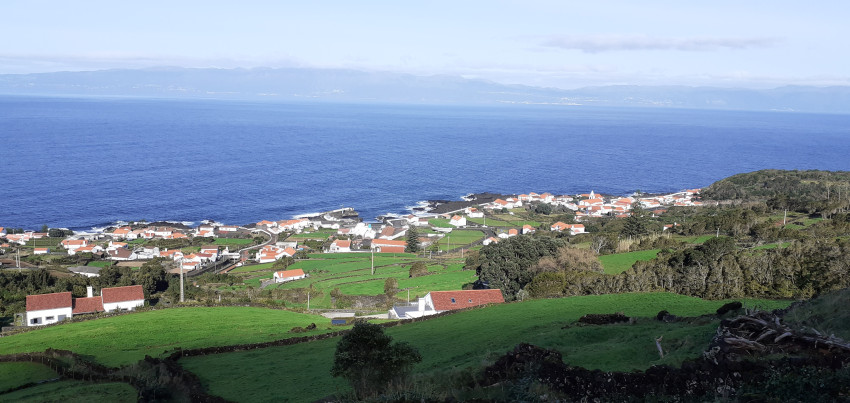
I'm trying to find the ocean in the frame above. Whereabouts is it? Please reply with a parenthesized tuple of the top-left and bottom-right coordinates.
(3, 95, 850, 231)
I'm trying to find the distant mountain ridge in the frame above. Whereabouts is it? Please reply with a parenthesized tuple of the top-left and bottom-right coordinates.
(1, 67, 849, 113)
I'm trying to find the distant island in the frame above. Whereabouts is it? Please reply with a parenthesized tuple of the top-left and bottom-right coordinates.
(2, 67, 850, 113)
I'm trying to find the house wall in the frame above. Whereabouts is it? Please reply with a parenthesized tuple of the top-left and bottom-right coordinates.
(27, 307, 73, 326)
(103, 299, 144, 312)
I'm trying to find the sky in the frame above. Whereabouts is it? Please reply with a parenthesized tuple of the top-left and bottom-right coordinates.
(1, 1, 848, 89)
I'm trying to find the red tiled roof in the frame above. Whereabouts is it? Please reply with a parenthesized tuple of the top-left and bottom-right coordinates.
(283, 247, 297, 256)
(275, 269, 305, 278)
(101, 285, 144, 304)
(430, 289, 504, 311)
(72, 296, 104, 314)
(26, 292, 72, 312)
(333, 240, 351, 248)
(372, 239, 406, 247)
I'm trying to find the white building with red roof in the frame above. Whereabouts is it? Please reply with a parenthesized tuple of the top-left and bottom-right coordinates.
(370, 239, 406, 253)
(60, 239, 89, 253)
(273, 268, 307, 283)
(389, 289, 505, 319)
(328, 239, 352, 253)
(101, 285, 145, 312)
(449, 215, 467, 227)
(26, 291, 73, 326)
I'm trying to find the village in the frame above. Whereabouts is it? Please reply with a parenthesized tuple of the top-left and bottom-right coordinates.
(0, 188, 703, 327)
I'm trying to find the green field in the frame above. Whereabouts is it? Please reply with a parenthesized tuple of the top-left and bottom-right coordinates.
(181, 293, 790, 402)
(86, 261, 114, 268)
(428, 218, 453, 228)
(212, 238, 255, 246)
(0, 362, 57, 392)
(0, 380, 136, 402)
(465, 216, 514, 227)
(260, 254, 472, 308)
(0, 307, 338, 367)
(598, 249, 661, 274)
(285, 229, 336, 241)
(434, 229, 484, 251)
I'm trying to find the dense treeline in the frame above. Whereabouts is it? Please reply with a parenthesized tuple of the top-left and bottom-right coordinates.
(701, 169, 850, 203)
(473, 235, 850, 301)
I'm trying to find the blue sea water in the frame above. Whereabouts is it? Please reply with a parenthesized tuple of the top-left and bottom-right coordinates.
(2, 95, 850, 230)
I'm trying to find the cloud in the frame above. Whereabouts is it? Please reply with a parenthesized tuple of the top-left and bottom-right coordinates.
(541, 35, 781, 53)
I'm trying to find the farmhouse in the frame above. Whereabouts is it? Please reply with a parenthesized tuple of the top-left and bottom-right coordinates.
(273, 268, 307, 283)
(449, 215, 467, 227)
(371, 239, 407, 253)
(388, 289, 505, 319)
(101, 285, 145, 312)
(26, 291, 73, 326)
(328, 239, 351, 253)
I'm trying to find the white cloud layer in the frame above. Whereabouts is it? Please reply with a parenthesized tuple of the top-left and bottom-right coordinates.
(541, 35, 781, 53)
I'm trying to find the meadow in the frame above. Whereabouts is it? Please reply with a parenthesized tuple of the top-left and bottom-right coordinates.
(598, 249, 661, 274)
(181, 292, 790, 402)
(0, 380, 136, 402)
(0, 307, 339, 367)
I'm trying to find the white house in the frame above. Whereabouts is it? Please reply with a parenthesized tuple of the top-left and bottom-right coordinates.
(26, 291, 73, 326)
(328, 239, 352, 253)
(61, 239, 88, 253)
(465, 207, 484, 218)
(68, 266, 102, 277)
(101, 285, 145, 312)
(449, 215, 467, 227)
(388, 289, 505, 319)
(273, 268, 307, 283)
(33, 248, 50, 255)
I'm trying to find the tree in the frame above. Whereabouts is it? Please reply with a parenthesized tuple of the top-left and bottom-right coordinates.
(470, 236, 564, 300)
(384, 277, 398, 297)
(331, 322, 422, 398)
(621, 201, 650, 238)
(408, 261, 428, 278)
(406, 226, 421, 254)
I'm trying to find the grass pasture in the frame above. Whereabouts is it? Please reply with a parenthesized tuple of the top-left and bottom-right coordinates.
(0, 380, 136, 402)
(598, 249, 661, 274)
(261, 254, 471, 308)
(182, 292, 790, 402)
(0, 307, 338, 367)
(212, 238, 255, 246)
(434, 229, 484, 251)
(0, 362, 57, 392)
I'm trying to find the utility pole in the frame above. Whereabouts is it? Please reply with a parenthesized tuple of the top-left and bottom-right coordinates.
(783, 209, 787, 226)
(716, 227, 720, 238)
(371, 247, 374, 275)
(307, 291, 310, 310)
(180, 266, 185, 303)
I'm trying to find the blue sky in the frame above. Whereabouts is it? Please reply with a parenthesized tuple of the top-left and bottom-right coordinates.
(2, 1, 848, 89)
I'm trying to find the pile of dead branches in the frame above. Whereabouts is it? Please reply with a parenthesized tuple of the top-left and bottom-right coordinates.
(714, 310, 850, 360)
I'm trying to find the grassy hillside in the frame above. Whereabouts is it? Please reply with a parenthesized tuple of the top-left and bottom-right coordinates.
(701, 169, 850, 201)
(783, 287, 850, 340)
(0, 380, 136, 402)
(181, 293, 790, 402)
(0, 362, 57, 392)
(598, 249, 661, 274)
(0, 307, 336, 367)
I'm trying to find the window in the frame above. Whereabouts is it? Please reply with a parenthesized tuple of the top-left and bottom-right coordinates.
(58, 315, 67, 321)
(450, 298, 456, 303)
(30, 318, 40, 325)
(45, 316, 54, 321)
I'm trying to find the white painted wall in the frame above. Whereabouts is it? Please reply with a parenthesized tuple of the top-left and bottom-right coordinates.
(103, 299, 144, 312)
(27, 307, 73, 326)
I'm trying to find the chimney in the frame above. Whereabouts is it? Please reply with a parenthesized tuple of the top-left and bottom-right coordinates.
(87, 286, 93, 298)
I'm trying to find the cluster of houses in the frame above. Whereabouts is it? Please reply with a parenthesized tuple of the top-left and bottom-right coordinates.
(25, 285, 145, 327)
